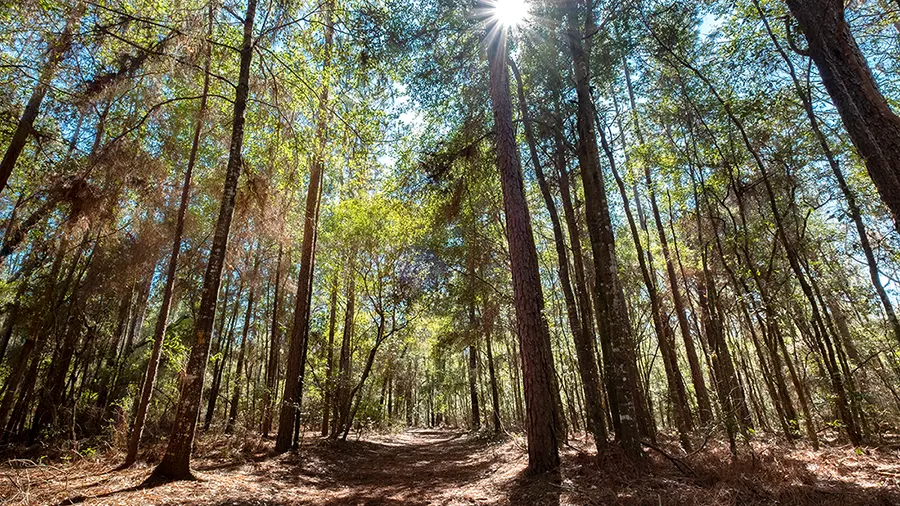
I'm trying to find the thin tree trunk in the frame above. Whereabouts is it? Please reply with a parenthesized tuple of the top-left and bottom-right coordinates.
(151, 0, 257, 479)
(30, 233, 94, 442)
(123, 8, 212, 466)
(660, 37, 861, 444)
(484, 301, 502, 433)
(263, 246, 284, 436)
(205, 278, 243, 430)
(565, 0, 644, 460)
(321, 273, 339, 436)
(0, 239, 66, 432)
(275, 0, 334, 453)
(467, 341, 481, 431)
(331, 249, 356, 439)
(0, 7, 82, 194)
(226, 250, 259, 434)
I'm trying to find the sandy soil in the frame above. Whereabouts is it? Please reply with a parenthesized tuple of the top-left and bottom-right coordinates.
(2, 429, 899, 505)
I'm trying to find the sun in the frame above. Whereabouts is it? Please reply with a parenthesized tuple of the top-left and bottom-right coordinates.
(490, 0, 530, 29)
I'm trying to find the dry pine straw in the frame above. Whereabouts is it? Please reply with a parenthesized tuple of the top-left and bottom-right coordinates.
(1, 430, 899, 506)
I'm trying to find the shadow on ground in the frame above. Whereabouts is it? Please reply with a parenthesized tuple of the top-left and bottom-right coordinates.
(14, 430, 900, 505)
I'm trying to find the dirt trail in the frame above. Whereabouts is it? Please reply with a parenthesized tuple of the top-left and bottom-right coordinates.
(3, 429, 900, 505)
(5, 429, 524, 506)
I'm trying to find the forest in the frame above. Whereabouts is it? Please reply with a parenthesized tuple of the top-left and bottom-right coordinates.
(1, 0, 900, 504)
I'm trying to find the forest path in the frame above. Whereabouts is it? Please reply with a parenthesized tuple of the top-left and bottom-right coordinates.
(253, 429, 520, 505)
(6, 429, 900, 505)
(18, 429, 527, 506)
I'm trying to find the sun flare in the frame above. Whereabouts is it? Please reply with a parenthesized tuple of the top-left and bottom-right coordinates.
(490, 0, 530, 29)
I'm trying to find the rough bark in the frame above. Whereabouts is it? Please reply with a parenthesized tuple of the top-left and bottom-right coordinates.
(151, 0, 257, 479)
(756, 0, 900, 347)
(784, 0, 900, 227)
(607, 104, 693, 449)
(123, 9, 212, 466)
(509, 59, 606, 449)
(565, 0, 644, 460)
(275, 0, 334, 453)
(486, 21, 560, 474)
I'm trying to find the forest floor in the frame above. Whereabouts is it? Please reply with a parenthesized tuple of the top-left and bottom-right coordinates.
(2, 428, 900, 505)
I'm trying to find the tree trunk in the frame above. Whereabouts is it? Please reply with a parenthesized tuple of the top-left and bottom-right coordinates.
(331, 249, 356, 439)
(226, 250, 259, 434)
(784, 0, 900, 227)
(263, 246, 285, 436)
(467, 341, 481, 431)
(321, 273, 339, 436)
(484, 301, 502, 433)
(755, 0, 900, 347)
(0, 7, 82, 195)
(485, 20, 560, 474)
(609, 81, 695, 450)
(205, 278, 243, 431)
(658, 32, 862, 444)
(564, 0, 644, 461)
(275, 0, 334, 453)
(0, 239, 67, 432)
(509, 59, 607, 449)
(123, 7, 212, 465)
(151, 0, 257, 479)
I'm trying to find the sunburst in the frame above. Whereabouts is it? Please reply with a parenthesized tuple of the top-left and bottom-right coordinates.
(489, 0, 530, 29)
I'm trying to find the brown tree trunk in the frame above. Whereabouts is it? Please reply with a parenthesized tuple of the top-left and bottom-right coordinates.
(658, 33, 861, 444)
(486, 22, 561, 474)
(29, 234, 93, 443)
(645, 168, 711, 426)
(205, 277, 243, 431)
(565, 0, 644, 460)
(331, 249, 356, 439)
(688, 168, 751, 446)
(609, 84, 695, 450)
(123, 8, 212, 466)
(275, 0, 334, 452)
(484, 301, 502, 433)
(756, 1, 900, 347)
(620, 57, 712, 428)
(226, 250, 259, 434)
(509, 59, 606, 449)
(321, 274, 339, 436)
(6, 236, 88, 440)
(151, 0, 257, 479)
(262, 246, 285, 436)
(467, 340, 481, 431)
(784, 0, 900, 227)
(505, 326, 525, 427)
(0, 7, 81, 195)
